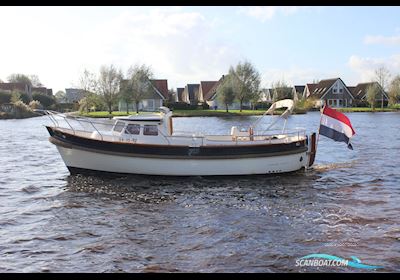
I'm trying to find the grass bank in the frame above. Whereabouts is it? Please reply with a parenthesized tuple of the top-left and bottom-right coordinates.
(79, 107, 306, 118)
(336, 107, 399, 112)
(76, 106, 399, 118)
(78, 108, 304, 118)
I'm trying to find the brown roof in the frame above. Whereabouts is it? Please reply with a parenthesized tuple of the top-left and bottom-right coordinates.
(294, 85, 305, 94)
(176, 87, 184, 102)
(150, 79, 168, 99)
(351, 82, 386, 100)
(32, 87, 48, 94)
(0, 82, 28, 92)
(305, 83, 317, 98)
(200, 81, 218, 100)
(204, 75, 227, 101)
(309, 78, 338, 97)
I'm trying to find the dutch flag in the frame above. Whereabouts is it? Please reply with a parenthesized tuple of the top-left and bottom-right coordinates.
(319, 105, 356, 150)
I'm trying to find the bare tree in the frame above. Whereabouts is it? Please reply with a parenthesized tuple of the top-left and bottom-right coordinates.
(97, 64, 123, 115)
(7, 73, 32, 86)
(122, 64, 153, 114)
(29, 75, 43, 87)
(217, 75, 236, 112)
(79, 69, 98, 113)
(230, 61, 261, 112)
(271, 80, 292, 102)
(375, 66, 391, 109)
(366, 83, 379, 111)
(388, 75, 400, 107)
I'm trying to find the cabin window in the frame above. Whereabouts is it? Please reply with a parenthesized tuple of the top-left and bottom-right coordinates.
(143, 125, 158, 136)
(113, 121, 125, 133)
(125, 124, 140, 135)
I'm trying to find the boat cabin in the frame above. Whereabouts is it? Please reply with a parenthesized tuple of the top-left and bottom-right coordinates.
(107, 107, 174, 144)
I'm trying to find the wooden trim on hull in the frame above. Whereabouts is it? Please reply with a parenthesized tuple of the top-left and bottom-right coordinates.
(47, 126, 308, 160)
(67, 166, 305, 177)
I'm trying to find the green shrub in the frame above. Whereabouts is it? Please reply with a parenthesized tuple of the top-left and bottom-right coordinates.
(0, 91, 11, 104)
(32, 92, 55, 108)
(167, 102, 197, 110)
(29, 100, 43, 110)
(200, 102, 210, 109)
(13, 100, 36, 118)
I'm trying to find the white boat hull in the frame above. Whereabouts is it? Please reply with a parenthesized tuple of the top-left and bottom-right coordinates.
(56, 146, 308, 176)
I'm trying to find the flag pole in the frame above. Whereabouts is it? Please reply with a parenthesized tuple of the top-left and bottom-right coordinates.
(316, 102, 326, 151)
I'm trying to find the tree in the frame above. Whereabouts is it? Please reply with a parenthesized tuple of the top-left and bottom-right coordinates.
(388, 75, 400, 107)
(217, 75, 236, 112)
(271, 80, 293, 102)
(97, 64, 123, 115)
(29, 75, 43, 87)
(366, 83, 379, 111)
(168, 88, 177, 103)
(7, 73, 32, 86)
(10, 91, 21, 103)
(230, 61, 261, 112)
(375, 66, 391, 109)
(79, 69, 98, 113)
(54, 90, 66, 103)
(123, 64, 154, 114)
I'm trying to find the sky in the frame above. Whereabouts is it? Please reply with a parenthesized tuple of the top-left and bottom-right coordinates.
(0, 6, 399, 93)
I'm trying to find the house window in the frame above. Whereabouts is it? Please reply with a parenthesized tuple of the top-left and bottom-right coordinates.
(333, 89, 337, 93)
(143, 125, 158, 136)
(339, 99, 343, 107)
(113, 121, 125, 133)
(125, 124, 140, 135)
(339, 88, 343, 93)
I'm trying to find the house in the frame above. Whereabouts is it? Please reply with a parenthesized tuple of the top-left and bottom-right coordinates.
(202, 75, 252, 110)
(292, 85, 305, 101)
(118, 79, 168, 112)
(176, 87, 184, 102)
(198, 81, 218, 103)
(32, 87, 53, 96)
(181, 84, 200, 105)
(65, 88, 85, 103)
(259, 88, 273, 102)
(270, 86, 294, 101)
(349, 82, 388, 105)
(304, 78, 354, 107)
(0, 82, 32, 97)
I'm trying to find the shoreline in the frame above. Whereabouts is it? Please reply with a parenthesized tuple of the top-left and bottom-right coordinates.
(1, 107, 398, 120)
(77, 107, 399, 118)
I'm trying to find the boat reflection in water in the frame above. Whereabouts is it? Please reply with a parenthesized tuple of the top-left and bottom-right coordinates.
(42, 99, 317, 176)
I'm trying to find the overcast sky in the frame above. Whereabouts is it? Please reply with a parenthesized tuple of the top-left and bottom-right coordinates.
(1, 6, 399, 93)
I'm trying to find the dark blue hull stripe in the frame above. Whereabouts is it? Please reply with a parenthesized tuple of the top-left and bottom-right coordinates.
(319, 125, 350, 144)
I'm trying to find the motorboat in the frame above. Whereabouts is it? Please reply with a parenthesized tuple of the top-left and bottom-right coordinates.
(43, 99, 317, 176)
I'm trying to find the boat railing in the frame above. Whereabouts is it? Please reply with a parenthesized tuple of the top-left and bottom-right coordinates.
(41, 110, 117, 142)
(42, 110, 306, 146)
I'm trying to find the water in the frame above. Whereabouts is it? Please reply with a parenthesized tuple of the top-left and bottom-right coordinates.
(0, 112, 399, 272)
